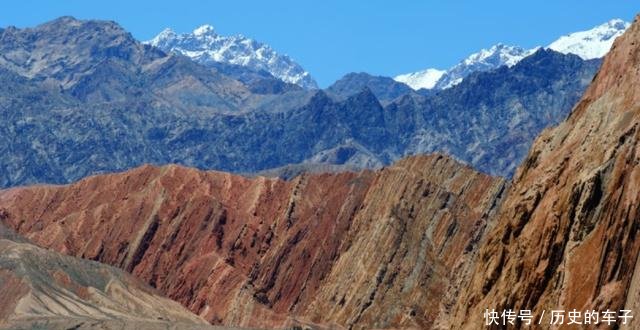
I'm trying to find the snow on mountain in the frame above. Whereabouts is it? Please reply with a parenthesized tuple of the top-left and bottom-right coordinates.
(548, 18, 630, 60)
(146, 25, 318, 89)
(395, 44, 537, 91)
(396, 18, 629, 91)
(434, 44, 538, 89)
(394, 68, 445, 90)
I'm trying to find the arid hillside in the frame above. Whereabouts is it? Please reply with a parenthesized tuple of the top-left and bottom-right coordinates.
(0, 155, 506, 329)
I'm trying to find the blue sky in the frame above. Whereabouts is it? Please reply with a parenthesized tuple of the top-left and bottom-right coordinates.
(1, 1, 637, 87)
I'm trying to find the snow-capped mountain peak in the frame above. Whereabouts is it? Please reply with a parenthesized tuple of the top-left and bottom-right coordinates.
(151, 28, 177, 42)
(462, 43, 537, 67)
(395, 43, 538, 91)
(547, 18, 630, 60)
(395, 18, 629, 91)
(394, 68, 445, 90)
(432, 43, 538, 89)
(146, 25, 318, 89)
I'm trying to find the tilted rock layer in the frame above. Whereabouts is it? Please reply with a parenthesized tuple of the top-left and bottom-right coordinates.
(0, 155, 506, 329)
(449, 14, 640, 329)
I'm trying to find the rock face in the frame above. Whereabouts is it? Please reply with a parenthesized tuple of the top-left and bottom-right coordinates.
(392, 49, 601, 176)
(0, 16, 253, 106)
(0, 224, 215, 330)
(1, 14, 639, 330)
(449, 15, 640, 329)
(319, 51, 602, 177)
(0, 154, 506, 329)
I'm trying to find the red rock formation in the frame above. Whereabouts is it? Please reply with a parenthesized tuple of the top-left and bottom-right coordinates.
(0, 154, 506, 329)
(449, 15, 640, 329)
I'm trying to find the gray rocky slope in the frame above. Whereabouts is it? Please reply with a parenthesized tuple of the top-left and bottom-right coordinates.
(0, 222, 229, 329)
(0, 17, 601, 187)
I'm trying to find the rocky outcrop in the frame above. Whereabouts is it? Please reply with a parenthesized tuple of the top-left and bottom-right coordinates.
(301, 156, 506, 329)
(0, 154, 506, 329)
(0, 224, 220, 329)
(449, 14, 640, 329)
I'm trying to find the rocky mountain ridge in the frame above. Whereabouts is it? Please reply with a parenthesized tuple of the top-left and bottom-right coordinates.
(548, 18, 630, 59)
(0, 16, 601, 189)
(1, 13, 640, 329)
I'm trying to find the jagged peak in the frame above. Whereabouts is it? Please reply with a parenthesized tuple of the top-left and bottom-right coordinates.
(31, 16, 131, 39)
(145, 23, 318, 89)
(346, 86, 381, 106)
(51, 15, 81, 23)
(461, 43, 536, 66)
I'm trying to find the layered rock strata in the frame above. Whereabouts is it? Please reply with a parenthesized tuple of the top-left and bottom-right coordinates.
(0, 155, 506, 329)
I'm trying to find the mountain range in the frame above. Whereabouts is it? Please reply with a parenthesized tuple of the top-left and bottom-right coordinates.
(0, 16, 603, 188)
(395, 18, 629, 90)
(1, 12, 640, 330)
(145, 19, 627, 93)
(2, 14, 640, 327)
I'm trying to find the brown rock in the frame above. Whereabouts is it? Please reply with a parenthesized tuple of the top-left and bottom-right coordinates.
(449, 14, 640, 329)
(0, 154, 505, 329)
